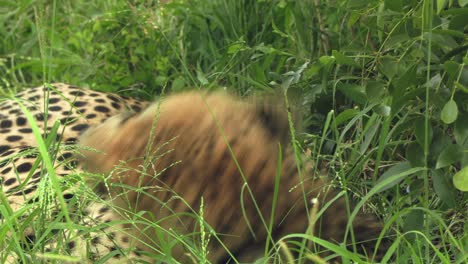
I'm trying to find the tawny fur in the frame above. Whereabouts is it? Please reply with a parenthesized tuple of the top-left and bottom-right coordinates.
(78, 92, 385, 263)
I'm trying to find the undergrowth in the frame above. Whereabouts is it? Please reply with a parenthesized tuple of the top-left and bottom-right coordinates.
(0, 0, 467, 263)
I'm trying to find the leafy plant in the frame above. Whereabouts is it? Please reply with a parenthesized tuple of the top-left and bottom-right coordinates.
(0, 0, 467, 262)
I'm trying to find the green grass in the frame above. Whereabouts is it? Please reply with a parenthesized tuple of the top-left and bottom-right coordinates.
(1, 0, 467, 263)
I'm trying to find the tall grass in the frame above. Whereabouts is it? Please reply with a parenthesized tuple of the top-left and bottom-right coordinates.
(0, 0, 467, 263)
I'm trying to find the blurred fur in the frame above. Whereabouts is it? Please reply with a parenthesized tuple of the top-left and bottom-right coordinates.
(78, 91, 385, 263)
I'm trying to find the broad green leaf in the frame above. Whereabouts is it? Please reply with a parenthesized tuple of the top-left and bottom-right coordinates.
(319, 55, 335, 66)
(171, 77, 186, 91)
(453, 165, 468, 191)
(337, 84, 367, 104)
(440, 99, 458, 124)
(459, 0, 468, 7)
(406, 142, 425, 167)
(196, 70, 209, 86)
(436, 144, 463, 169)
(443, 61, 460, 79)
(436, 0, 447, 14)
(374, 104, 391, 116)
(376, 162, 412, 192)
(454, 112, 468, 145)
(227, 41, 247, 54)
(432, 170, 457, 207)
(366, 81, 386, 102)
(332, 50, 361, 68)
(378, 56, 398, 79)
(334, 109, 360, 127)
(415, 118, 433, 148)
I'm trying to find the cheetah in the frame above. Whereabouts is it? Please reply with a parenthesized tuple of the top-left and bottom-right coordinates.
(78, 91, 388, 263)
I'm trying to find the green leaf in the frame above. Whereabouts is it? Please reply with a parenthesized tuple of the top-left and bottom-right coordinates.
(406, 142, 425, 167)
(440, 99, 458, 124)
(443, 61, 460, 79)
(171, 77, 186, 91)
(196, 70, 209, 86)
(337, 84, 367, 104)
(365, 81, 386, 102)
(374, 104, 391, 116)
(453, 165, 468, 191)
(376, 162, 412, 192)
(436, 144, 463, 169)
(319, 55, 335, 66)
(436, 0, 448, 14)
(378, 56, 398, 79)
(432, 169, 457, 207)
(454, 112, 468, 145)
(334, 109, 360, 127)
(459, 0, 468, 7)
(415, 118, 433, 148)
(332, 50, 361, 68)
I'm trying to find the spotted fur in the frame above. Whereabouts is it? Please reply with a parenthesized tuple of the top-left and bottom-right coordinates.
(0, 83, 149, 263)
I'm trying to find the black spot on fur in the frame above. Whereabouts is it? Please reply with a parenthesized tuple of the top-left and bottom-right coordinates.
(48, 98, 60, 104)
(34, 113, 45, 122)
(19, 128, 33, 133)
(69, 91, 85, 96)
(67, 241, 76, 250)
(95, 98, 105, 103)
(0, 149, 15, 157)
(9, 109, 21, 115)
(16, 163, 32, 173)
(0, 145, 10, 154)
(16, 117, 27, 126)
(0, 120, 12, 129)
(22, 186, 36, 195)
(57, 152, 73, 162)
(91, 237, 100, 245)
(130, 105, 142, 112)
(6, 135, 22, 142)
(60, 117, 76, 125)
(74, 101, 87, 107)
(0, 105, 12, 110)
(1, 167, 12, 174)
(111, 102, 121, 110)
(99, 206, 110, 214)
(27, 95, 40, 101)
(86, 114, 97, 119)
(27, 196, 40, 204)
(48, 106, 62, 112)
(107, 94, 120, 103)
(94, 105, 110, 113)
(70, 123, 89, 132)
(63, 193, 75, 200)
(0, 129, 10, 133)
(4, 178, 16, 186)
